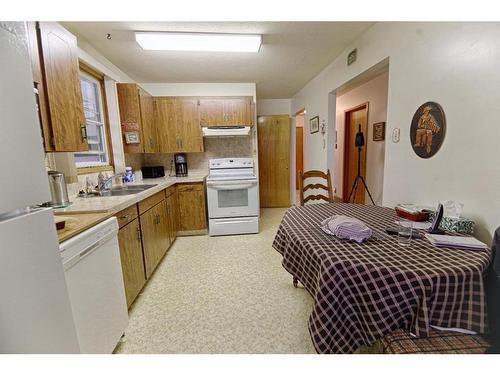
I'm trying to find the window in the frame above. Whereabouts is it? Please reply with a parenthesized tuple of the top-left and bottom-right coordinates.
(74, 69, 110, 167)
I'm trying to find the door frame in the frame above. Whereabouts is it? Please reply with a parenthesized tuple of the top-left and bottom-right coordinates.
(342, 102, 369, 202)
(294, 108, 306, 195)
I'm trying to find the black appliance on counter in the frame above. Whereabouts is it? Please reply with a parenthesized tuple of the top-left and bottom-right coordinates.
(141, 166, 165, 179)
(174, 153, 188, 177)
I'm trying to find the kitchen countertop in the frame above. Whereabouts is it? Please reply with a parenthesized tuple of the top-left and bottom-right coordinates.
(55, 212, 113, 243)
(54, 173, 206, 215)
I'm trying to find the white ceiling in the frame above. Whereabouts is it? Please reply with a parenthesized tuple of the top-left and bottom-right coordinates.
(64, 22, 374, 99)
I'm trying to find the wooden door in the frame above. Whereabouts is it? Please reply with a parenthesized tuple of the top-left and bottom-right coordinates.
(258, 115, 291, 207)
(154, 97, 178, 153)
(177, 184, 207, 231)
(177, 98, 204, 152)
(117, 218, 146, 308)
(139, 89, 157, 153)
(295, 126, 303, 189)
(140, 201, 170, 278)
(343, 104, 368, 204)
(223, 97, 252, 125)
(199, 98, 224, 126)
(38, 22, 87, 151)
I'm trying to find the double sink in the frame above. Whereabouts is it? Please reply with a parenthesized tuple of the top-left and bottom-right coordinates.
(81, 184, 157, 198)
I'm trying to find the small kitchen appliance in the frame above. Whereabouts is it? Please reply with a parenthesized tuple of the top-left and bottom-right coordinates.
(141, 165, 165, 179)
(174, 153, 188, 177)
(206, 158, 259, 236)
(47, 170, 71, 208)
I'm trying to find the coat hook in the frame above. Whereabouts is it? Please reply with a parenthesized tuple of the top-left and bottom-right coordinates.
(106, 33, 112, 40)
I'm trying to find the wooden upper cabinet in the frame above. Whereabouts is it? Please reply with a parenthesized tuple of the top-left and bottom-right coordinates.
(199, 98, 224, 126)
(138, 88, 158, 153)
(154, 97, 177, 153)
(154, 97, 204, 153)
(116, 83, 145, 153)
(198, 96, 253, 127)
(176, 98, 204, 153)
(223, 97, 253, 126)
(35, 22, 87, 152)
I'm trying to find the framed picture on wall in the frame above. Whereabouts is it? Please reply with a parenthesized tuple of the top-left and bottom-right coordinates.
(310, 116, 319, 134)
(373, 122, 386, 141)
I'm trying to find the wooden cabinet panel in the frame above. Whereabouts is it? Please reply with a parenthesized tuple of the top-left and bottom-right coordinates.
(198, 97, 253, 127)
(165, 188, 177, 243)
(176, 98, 204, 153)
(176, 183, 207, 231)
(155, 97, 203, 153)
(154, 97, 178, 153)
(38, 22, 87, 151)
(223, 97, 253, 126)
(140, 200, 170, 279)
(118, 218, 146, 308)
(115, 204, 138, 228)
(117, 83, 144, 153)
(138, 190, 165, 215)
(199, 98, 224, 126)
(139, 88, 158, 153)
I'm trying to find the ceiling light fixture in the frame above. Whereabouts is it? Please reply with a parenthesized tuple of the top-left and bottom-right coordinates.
(135, 32, 262, 52)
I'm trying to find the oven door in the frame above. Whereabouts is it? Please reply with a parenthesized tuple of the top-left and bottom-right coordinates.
(206, 179, 259, 218)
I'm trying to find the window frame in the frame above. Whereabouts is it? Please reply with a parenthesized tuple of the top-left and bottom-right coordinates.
(75, 63, 114, 173)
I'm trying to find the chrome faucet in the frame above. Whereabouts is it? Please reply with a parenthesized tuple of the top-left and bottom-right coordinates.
(97, 172, 124, 194)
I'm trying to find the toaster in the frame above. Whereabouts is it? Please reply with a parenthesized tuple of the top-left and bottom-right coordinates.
(141, 166, 165, 178)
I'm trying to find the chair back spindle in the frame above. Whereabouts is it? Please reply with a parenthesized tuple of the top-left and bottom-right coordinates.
(298, 169, 333, 205)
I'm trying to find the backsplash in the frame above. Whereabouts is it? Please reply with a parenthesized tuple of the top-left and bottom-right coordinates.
(125, 137, 254, 175)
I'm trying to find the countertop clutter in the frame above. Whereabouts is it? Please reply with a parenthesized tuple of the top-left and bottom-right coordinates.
(53, 173, 206, 242)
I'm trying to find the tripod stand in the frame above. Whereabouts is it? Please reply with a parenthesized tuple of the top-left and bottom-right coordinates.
(347, 125, 375, 205)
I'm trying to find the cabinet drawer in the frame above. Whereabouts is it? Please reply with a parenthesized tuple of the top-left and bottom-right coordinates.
(138, 190, 165, 215)
(115, 205, 138, 228)
(176, 183, 204, 192)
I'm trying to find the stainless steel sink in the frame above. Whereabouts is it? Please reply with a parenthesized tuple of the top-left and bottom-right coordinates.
(80, 184, 157, 198)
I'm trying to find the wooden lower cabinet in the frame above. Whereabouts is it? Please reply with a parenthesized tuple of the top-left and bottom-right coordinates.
(176, 183, 207, 231)
(140, 200, 170, 279)
(165, 187, 178, 243)
(117, 218, 146, 308)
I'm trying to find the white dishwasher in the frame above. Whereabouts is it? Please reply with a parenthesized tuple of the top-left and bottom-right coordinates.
(60, 217, 128, 354)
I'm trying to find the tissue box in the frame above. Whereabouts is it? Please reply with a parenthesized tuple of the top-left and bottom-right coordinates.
(428, 212, 475, 235)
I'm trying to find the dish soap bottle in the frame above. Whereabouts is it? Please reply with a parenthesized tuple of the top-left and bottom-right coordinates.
(123, 166, 134, 183)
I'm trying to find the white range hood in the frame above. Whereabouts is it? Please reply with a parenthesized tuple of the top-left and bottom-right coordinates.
(202, 126, 251, 137)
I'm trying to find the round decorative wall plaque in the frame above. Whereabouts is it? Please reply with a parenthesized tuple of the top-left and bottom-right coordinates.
(410, 101, 446, 158)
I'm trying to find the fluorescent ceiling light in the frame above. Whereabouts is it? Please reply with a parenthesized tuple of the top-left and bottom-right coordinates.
(135, 32, 262, 52)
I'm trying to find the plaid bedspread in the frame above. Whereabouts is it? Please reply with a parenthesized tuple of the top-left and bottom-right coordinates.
(272, 203, 492, 354)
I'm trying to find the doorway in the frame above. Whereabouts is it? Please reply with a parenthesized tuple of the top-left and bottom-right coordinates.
(257, 115, 291, 207)
(343, 103, 368, 204)
(295, 110, 305, 204)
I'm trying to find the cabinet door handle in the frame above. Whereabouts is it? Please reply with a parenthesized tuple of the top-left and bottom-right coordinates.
(80, 124, 87, 141)
(137, 226, 142, 242)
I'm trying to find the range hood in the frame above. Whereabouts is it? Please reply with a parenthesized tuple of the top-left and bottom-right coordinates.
(202, 126, 251, 137)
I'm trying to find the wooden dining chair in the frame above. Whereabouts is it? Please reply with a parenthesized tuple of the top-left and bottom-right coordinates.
(298, 169, 334, 206)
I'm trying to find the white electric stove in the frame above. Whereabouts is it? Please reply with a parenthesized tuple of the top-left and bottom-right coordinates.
(206, 158, 259, 236)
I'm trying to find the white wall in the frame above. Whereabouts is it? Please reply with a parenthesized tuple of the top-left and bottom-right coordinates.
(335, 71, 388, 204)
(139, 83, 256, 100)
(292, 22, 500, 243)
(256, 99, 292, 116)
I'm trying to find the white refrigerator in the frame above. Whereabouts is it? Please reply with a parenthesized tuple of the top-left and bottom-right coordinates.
(0, 22, 80, 353)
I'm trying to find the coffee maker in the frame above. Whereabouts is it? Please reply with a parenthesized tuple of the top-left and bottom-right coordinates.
(174, 153, 188, 177)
